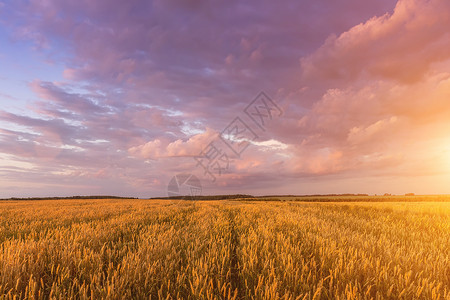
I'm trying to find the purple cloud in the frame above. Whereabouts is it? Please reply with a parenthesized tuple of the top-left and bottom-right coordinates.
(3, 0, 450, 197)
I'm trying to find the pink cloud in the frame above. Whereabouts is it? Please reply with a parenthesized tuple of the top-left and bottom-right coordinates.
(348, 116, 399, 145)
(301, 0, 450, 83)
(3, 0, 450, 197)
(129, 127, 218, 159)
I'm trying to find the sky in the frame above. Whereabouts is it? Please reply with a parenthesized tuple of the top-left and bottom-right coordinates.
(0, 0, 450, 198)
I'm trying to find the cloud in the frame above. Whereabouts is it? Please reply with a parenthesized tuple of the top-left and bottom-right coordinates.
(348, 116, 399, 144)
(301, 0, 450, 83)
(129, 127, 218, 159)
(31, 80, 106, 114)
(2, 0, 450, 196)
(286, 70, 450, 178)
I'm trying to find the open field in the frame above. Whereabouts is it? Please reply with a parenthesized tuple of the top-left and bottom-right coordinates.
(0, 198, 449, 299)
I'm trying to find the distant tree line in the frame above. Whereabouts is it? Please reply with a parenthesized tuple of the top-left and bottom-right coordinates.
(153, 194, 255, 200)
(153, 194, 373, 201)
(258, 194, 369, 198)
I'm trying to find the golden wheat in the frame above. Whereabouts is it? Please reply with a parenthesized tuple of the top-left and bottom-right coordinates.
(0, 199, 449, 299)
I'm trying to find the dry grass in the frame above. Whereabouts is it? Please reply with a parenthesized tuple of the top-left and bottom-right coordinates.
(0, 199, 449, 299)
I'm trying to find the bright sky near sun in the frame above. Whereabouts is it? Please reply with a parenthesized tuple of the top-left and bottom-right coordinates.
(1, 0, 450, 198)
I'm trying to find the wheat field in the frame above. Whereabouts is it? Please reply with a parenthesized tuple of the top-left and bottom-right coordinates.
(0, 198, 449, 299)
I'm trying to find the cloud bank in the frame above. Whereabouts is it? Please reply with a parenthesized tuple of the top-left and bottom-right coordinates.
(1, 0, 450, 197)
